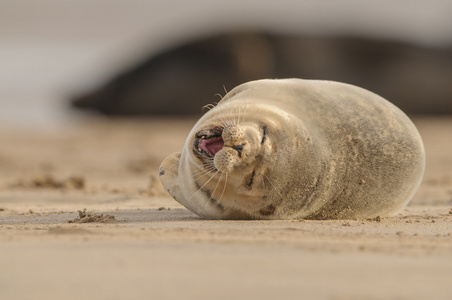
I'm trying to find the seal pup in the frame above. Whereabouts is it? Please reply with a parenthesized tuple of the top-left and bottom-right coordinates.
(72, 31, 452, 115)
(159, 79, 425, 220)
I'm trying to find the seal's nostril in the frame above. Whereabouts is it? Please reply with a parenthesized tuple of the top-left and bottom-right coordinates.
(232, 144, 245, 157)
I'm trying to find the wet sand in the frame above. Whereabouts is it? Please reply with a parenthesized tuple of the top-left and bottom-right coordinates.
(0, 116, 451, 300)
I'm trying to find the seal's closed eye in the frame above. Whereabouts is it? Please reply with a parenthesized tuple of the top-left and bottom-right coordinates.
(261, 126, 267, 144)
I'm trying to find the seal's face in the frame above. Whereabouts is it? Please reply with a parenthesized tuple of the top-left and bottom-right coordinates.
(190, 121, 277, 216)
(193, 123, 268, 173)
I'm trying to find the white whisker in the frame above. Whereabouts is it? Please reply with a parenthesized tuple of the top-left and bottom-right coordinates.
(189, 169, 220, 200)
(191, 169, 212, 183)
(223, 84, 228, 96)
(201, 172, 223, 210)
(218, 173, 228, 205)
(235, 106, 241, 126)
(191, 165, 217, 182)
(264, 174, 283, 198)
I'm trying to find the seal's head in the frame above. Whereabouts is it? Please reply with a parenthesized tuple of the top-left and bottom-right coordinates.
(159, 91, 319, 220)
(194, 123, 266, 174)
(189, 119, 279, 216)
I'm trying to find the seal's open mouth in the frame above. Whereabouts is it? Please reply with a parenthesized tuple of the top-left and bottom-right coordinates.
(194, 128, 224, 158)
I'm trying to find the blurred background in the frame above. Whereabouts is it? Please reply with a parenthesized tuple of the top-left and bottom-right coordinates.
(1, 0, 452, 129)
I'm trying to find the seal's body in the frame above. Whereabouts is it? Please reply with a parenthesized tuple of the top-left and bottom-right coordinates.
(159, 79, 425, 220)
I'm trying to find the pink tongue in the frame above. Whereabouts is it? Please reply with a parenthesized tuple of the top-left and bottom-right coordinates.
(199, 137, 224, 156)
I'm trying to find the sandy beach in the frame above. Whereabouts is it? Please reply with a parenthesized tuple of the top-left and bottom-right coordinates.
(0, 116, 451, 300)
(1, 2, 452, 298)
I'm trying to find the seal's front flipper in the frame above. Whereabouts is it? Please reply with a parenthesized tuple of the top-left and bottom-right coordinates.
(159, 152, 188, 207)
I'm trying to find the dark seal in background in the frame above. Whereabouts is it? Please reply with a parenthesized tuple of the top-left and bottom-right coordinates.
(72, 31, 452, 116)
